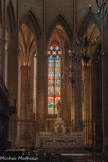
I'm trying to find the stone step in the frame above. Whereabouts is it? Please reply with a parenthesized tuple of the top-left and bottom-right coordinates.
(37, 148, 87, 153)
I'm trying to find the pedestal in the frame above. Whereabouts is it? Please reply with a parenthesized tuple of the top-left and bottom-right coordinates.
(54, 117, 65, 134)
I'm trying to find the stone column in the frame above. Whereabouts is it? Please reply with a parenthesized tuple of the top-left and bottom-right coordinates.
(20, 65, 31, 120)
(0, 41, 2, 76)
(7, 36, 18, 106)
(82, 65, 92, 147)
(36, 53, 45, 132)
(82, 66, 91, 122)
(102, 22, 108, 152)
(62, 51, 72, 126)
(0, 41, 5, 78)
(75, 59, 82, 131)
(102, 52, 108, 152)
(0, 0, 5, 80)
(7, 34, 18, 148)
(17, 65, 31, 147)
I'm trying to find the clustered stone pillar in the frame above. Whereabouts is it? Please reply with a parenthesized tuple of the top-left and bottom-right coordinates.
(62, 51, 72, 127)
(0, 41, 2, 76)
(82, 65, 92, 147)
(102, 52, 108, 152)
(36, 53, 45, 132)
(7, 36, 18, 106)
(17, 65, 31, 147)
(75, 60, 82, 131)
(20, 65, 31, 120)
(102, 25, 108, 152)
(0, 41, 5, 79)
(7, 34, 18, 148)
(82, 66, 91, 122)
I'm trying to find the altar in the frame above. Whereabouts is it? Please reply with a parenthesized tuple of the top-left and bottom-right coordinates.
(35, 117, 84, 149)
(35, 102, 84, 149)
(36, 132, 84, 149)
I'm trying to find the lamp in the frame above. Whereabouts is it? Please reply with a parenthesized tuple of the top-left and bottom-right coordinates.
(63, 47, 81, 87)
(88, 0, 105, 63)
(89, 0, 108, 19)
(76, 25, 97, 67)
(62, 49, 76, 87)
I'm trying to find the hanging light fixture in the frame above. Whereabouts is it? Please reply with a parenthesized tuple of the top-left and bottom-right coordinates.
(62, 49, 77, 87)
(88, 0, 105, 63)
(76, 25, 97, 67)
(63, 47, 81, 87)
(89, 0, 108, 20)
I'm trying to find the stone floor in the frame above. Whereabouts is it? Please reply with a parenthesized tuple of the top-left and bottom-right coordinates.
(2, 149, 108, 162)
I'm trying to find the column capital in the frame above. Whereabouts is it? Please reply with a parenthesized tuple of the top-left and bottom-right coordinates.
(0, 39, 7, 44)
(6, 49, 19, 52)
(20, 65, 31, 70)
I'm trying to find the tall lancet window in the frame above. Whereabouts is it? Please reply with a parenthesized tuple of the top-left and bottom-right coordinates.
(33, 54, 37, 113)
(48, 43, 62, 114)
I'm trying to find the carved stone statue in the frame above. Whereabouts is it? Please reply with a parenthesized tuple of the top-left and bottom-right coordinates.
(57, 100, 62, 118)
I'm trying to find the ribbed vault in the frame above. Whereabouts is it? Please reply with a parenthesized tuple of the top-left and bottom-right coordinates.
(19, 24, 36, 66)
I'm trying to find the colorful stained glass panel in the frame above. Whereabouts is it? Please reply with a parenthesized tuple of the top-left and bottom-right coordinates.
(55, 56, 61, 96)
(33, 56, 36, 113)
(48, 44, 61, 114)
(48, 56, 54, 114)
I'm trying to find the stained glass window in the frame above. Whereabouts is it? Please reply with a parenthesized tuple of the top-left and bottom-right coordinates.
(33, 54, 36, 113)
(48, 43, 62, 114)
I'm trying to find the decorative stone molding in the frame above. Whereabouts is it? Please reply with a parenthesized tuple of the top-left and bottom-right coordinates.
(36, 133, 84, 149)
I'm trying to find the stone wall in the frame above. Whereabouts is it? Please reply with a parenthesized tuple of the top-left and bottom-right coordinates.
(3, 0, 108, 151)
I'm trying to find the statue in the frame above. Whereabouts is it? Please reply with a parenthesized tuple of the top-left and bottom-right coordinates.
(57, 100, 62, 118)
(55, 101, 65, 134)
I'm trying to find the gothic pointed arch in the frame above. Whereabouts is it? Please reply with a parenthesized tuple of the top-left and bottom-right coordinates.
(78, 12, 101, 37)
(6, 0, 16, 34)
(19, 9, 42, 40)
(46, 13, 73, 43)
